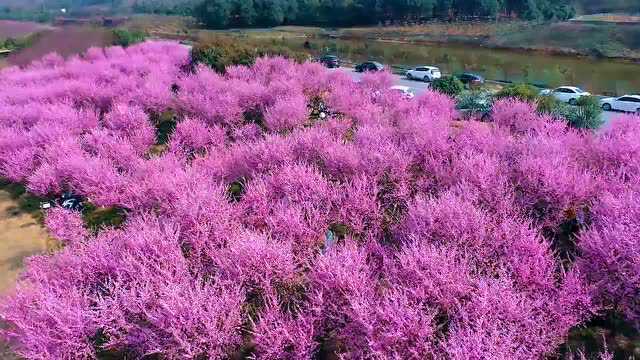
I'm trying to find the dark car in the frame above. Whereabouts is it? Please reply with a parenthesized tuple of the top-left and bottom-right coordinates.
(355, 61, 384, 73)
(40, 192, 85, 212)
(318, 55, 340, 68)
(458, 72, 485, 85)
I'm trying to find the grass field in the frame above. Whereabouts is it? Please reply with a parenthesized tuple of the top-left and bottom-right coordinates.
(572, 13, 640, 23)
(0, 20, 52, 40)
(5, 26, 114, 67)
(493, 22, 640, 58)
(573, 0, 640, 15)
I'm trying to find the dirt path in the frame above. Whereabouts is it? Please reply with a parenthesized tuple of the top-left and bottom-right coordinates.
(0, 184, 50, 359)
(0, 189, 49, 294)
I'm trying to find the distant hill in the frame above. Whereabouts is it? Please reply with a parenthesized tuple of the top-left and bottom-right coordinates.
(0, 0, 198, 19)
(573, 0, 640, 14)
(0, 0, 197, 12)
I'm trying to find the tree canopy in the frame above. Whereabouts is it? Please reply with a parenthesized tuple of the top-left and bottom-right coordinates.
(194, 0, 576, 28)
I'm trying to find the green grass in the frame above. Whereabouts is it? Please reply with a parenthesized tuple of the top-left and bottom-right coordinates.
(562, 312, 640, 358)
(494, 22, 640, 58)
(82, 204, 127, 233)
(0, 178, 126, 233)
(0, 179, 46, 222)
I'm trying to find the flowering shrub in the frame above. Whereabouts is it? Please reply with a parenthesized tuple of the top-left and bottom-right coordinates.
(0, 41, 639, 359)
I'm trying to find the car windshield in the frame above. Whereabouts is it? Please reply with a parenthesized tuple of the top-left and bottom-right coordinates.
(575, 88, 585, 93)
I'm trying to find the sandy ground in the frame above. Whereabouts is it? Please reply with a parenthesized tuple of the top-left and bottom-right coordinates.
(0, 188, 50, 359)
(0, 20, 53, 40)
(6, 26, 114, 68)
(0, 189, 49, 294)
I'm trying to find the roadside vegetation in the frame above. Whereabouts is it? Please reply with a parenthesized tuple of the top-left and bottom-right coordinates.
(450, 82, 604, 129)
(190, 36, 309, 72)
(0, 41, 639, 359)
(112, 28, 147, 47)
(0, 33, 40, 53)
(431, 75, 465, 96)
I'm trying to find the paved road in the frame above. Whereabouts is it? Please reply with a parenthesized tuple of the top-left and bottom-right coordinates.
(331, 67, 622, 126)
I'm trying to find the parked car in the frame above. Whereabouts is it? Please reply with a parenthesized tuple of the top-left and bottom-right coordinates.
(540, 86, 591, 105)
(389, 85, 415, 99)
(355, 61, 384, 72)
(406, 66, 441, 82)
(600, 94, 640, 113)
(458, 72, 485, 85)
(318, 55, 340, 68)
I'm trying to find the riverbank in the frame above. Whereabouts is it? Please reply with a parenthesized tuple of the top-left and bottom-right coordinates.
(128, 15, 640, 62)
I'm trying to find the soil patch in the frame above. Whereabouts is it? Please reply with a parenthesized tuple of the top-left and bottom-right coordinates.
(6, 26, 114, 67)
(0, 20, 52, 40)
(0, 185, 49, 294)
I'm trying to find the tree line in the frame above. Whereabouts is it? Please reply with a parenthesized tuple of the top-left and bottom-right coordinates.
(194, 0, 576, 28)
(0, 0, 576, 28)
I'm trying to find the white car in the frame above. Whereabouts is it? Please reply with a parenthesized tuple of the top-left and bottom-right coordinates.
(600, 95, 640, 113)
(389, 85, 415, 99)
(540, 86, 591, 105)
(406, 66, 441, 82)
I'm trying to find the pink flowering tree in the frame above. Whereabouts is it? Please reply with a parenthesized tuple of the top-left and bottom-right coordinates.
(0, 41, 638, 359)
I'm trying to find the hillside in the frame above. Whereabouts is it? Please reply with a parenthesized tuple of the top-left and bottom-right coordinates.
(574, 0, 640, 14)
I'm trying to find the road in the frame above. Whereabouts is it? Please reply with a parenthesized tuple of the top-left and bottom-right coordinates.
(331, 67, 621, 126)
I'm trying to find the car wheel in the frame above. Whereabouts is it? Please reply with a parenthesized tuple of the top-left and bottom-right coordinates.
(423, 76, 430, 82)
(568, 98, 578, 106)
(602, 103, 612, 111)
(636, 108, 640, 115)
(407, 73, 413, 80)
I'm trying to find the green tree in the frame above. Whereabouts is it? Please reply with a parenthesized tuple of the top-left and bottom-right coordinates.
(195, 0, 232, 29)
(435, 0, 453, 19)
(567, 95, 603, 129)
(296, 0, 322, 24)
(254, 0, 286, 26)
(112, 28, 147, 47)
(495, 83, 539, 102)
(432, 76, 465, 96)
(478, 0, 499, 16)
(233, 0, 257, 26)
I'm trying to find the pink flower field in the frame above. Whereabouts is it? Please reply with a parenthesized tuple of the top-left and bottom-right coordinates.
(0, 41, 638, 359)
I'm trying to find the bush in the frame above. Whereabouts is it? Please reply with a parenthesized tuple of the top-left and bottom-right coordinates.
(431, 75, 465, 96)
(496, 83, 540, 102)
(537, 95, 604, 129)
(567, 95, 604, 129)
(190, 37, 310, 73)
(537, 94, 561, 114)
(112, 28, 147, 47)
(1, 41, 640, 359)
(456, 90, 493, 113)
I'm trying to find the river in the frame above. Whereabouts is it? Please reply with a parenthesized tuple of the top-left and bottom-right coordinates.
(301, 38, 640, 96)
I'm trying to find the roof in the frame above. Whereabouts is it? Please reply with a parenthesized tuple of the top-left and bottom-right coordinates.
(557, 86, 584, 92)
(416, 65, 439, 70)
(622, 94, 640, 99)
(390, 85, 411, 91)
